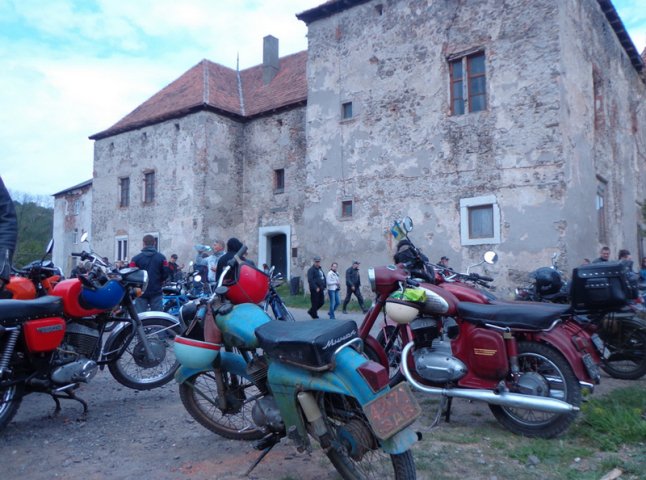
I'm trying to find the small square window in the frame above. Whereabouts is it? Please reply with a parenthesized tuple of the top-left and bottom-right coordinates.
(341, 200, 353, 218)
(342, 102, 353, 120)
(274, 169, 285, 193)
(460, 195, 500, 245)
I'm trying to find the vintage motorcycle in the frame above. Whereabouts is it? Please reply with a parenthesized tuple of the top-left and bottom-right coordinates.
(360, 218, 601, 438)
(515, 255, 646, 380)
(4, 239, 62, 300)
(173, 245, 420, 479)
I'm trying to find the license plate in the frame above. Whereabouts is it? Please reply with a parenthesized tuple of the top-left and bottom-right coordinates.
(364, 383, 421, 440)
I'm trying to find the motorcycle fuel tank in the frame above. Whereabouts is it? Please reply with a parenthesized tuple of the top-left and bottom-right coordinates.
(216, 303, 271, 350)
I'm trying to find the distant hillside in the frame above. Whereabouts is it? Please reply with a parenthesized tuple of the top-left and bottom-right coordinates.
(13, 200, 54, 267)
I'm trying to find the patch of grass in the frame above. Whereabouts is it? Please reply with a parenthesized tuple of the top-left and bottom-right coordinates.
(508, 438, 592, 464)
(278, 283, 370, 312)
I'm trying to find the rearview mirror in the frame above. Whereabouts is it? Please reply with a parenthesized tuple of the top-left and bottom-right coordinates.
(483, 251, 498, 265)
(402, 217, 413, 233)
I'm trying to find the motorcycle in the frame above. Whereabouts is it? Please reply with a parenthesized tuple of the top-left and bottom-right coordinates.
(173, 245, 420, 479)
(359, 217, 601, 438)
(515, 254, 646, 380)
(262, 266, 295, 322)
(4, 239, 63, 299)
(162, 268, 204, 317)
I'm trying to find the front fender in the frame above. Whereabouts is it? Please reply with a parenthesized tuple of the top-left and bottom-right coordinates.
(174, 350, 249, 384)
(138, 310, 185, 331)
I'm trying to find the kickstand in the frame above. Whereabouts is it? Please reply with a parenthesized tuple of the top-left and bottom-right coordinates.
(244, 445, 275, 477)
(50, 390, 89, 417)
(443, 396, 453, 423)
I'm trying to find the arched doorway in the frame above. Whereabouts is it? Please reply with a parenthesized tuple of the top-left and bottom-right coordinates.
(258, 225, 291, 279)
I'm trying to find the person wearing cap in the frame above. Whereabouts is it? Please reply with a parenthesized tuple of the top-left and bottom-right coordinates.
(342, 260, 368, 314)
(307, 255, 326, 319)
(438, 255, 453, 277)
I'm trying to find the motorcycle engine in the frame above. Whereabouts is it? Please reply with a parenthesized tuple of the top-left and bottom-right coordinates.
(62, 322, 101, 358)
(410, 316, 440, 348)
(413, 340, 467, 383)
(252, 396, 284, 433)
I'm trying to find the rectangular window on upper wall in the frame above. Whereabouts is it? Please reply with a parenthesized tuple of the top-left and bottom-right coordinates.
(274, 168, 285, 193)
(449, 51, 486, 115)
(341, 200, 353, 218)
(73, 228, 78, 244)
(120, 177, 130, 207)
(144, 172, 155, 204)
(596, 180, 607, 244)
(460, 195, 500, 245)
(342, 101, 353, 120)
(116, 236, 128, 262)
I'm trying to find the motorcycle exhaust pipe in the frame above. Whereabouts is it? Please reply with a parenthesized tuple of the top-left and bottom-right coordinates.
(401, 343, 579, 414)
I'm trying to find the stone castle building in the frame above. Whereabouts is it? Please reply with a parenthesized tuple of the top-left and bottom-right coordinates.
(56, 0, 646, 294)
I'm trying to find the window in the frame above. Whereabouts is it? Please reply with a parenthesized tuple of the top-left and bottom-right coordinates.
(596, 179, 607, 244)
(342, 200, 353, 218)
(274, 169, 285, 193)
(342, 101, 353, 120)
(460, 195, 500, 245)
(144, 172, 155, 204)
(116, 236, 128, 262)
(449, 51, 486, 115)
(119, 177, 130, 207)
(73, 228, 78, 245)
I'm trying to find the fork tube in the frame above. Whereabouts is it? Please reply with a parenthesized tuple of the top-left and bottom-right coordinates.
(358, 295, 386, 338)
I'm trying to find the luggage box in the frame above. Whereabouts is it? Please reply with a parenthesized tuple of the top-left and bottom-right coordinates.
(570, 261, 633, 310)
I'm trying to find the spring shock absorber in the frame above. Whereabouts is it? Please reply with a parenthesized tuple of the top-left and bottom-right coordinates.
(0, 328, 20, 376)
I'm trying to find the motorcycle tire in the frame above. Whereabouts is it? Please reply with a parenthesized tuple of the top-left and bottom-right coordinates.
(178, 370, 264, 441)
(316, 392, 416, 480)
(375, 325, 405, 387)
(0, 383, 22, 432)
(108, 317, 181, 390)
(489, 341, 581, 438)
(598, 315, 646, 380)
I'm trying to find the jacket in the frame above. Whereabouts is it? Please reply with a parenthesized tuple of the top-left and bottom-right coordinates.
(345, 266, 361, 288)
(130, 246, 169, 297)
(0, 177, 17, 282)
(307, 265, 326, 291)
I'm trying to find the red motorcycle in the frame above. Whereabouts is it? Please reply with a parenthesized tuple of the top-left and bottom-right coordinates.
(3, 239, 62, 300)
(360, 218, 601, 438)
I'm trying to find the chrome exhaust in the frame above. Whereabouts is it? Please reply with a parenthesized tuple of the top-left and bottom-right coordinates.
(401, 342, 579, 414)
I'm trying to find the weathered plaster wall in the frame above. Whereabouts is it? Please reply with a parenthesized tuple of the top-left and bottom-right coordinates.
(52, 185, 92, 276)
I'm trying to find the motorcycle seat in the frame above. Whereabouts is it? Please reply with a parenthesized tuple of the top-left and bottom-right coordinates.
(255, 319, 358, 370)
(0, 295, 64, 324)
(457, 301, 571, 330)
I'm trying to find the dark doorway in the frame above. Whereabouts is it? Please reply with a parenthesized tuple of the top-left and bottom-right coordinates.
(269, 234, 287, 277)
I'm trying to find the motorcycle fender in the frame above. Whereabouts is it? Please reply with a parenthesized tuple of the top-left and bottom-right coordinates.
(535, 329, 596, 382)
(138, 311, 185, 331)
(268, 348, 418, 454)
(174, 351, 249, 384)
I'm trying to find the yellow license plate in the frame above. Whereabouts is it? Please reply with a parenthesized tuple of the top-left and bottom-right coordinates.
(364, 383, 421, 440)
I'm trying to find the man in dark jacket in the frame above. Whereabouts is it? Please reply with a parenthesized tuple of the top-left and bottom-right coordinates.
(342, 260, 368, 314)
(0, 177, 17, 294)
(130, 234, 169, 312)
(215, 237, 244, 285)
(307, 255, 326, 319)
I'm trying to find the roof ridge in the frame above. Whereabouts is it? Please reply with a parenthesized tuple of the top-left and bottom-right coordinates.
(202, 60, 209, 105)
(237, 58, 246, 116)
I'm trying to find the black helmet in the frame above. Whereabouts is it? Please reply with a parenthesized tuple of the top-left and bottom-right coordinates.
(533, 267, 563, 295)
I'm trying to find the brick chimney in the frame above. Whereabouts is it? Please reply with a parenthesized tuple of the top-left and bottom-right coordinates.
(263, 35, 279, 85)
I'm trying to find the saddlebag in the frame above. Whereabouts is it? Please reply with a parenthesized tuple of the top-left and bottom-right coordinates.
(255, 320, 358, 369)
(571, 262, 636, 311)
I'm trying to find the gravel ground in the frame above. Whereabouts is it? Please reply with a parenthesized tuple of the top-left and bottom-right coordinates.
(1, 308, 643, 479)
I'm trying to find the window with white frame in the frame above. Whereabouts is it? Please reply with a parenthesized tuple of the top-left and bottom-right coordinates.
(116, 236, 128, 262)
(460, 195, 500, 245)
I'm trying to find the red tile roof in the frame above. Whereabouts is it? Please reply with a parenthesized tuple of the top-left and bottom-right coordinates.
(90, 51, 307, 140)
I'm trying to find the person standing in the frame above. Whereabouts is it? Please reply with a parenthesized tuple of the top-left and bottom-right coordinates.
(130, 235, 169, 312)
(168, 254, 184, 281)
(215, 237, 244, 285)
(342, 260, 368, 314)
(0, 177, 17, 294)
(326, 262, 341, 319)
(592, 246, 611, 263)
(207, 239, 226, 286)
(640, 257, 646, 283)
(307, 256, 326, 319)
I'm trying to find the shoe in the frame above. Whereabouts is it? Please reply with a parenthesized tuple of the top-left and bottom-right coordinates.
(342, 310, 348, 315)
(308, 310, 315, 319)
(362, 309, 369, 314)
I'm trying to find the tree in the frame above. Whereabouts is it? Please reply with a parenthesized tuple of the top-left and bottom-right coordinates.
(13, 200, 54, 267)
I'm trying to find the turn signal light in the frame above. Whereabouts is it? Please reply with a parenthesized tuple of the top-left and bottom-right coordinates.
(357, 360, 389, 392)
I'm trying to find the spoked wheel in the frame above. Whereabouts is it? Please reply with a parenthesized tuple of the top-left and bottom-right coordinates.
(108, 318, 181, 390)
(375, 326, 405, 387)
(0, 383, 22, 432)
(272, 300, 295, 322)
(178, 370, 264, 440)
(598, 315, 646, 380)
(489, 342, 581, 438)
(315, 392, 416, 480)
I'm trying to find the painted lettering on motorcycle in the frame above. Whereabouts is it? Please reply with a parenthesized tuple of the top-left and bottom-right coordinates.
(323, 329, 357, 350)
(473, 348, 497, 356)
(36, 325, 64, 333)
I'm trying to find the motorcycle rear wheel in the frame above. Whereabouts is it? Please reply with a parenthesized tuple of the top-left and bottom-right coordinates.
(317, 392, 416, 480)
(598, 315, 646, 380)
(178, 370, 264, 440)
(108, 317, 181, 390)
(0, 383, 22, 432)
(489, 341, 581, 438)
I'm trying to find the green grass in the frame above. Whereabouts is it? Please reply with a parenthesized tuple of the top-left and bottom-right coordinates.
(277, 284, 370, 312)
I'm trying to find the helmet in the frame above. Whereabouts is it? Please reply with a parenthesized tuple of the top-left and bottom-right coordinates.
(533, 267, 563, 296)
(80, 279, 126, 310)
(385, 298, 420, 324)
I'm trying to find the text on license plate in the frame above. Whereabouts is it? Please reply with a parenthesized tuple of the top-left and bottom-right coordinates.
(363, 382, 421, 440)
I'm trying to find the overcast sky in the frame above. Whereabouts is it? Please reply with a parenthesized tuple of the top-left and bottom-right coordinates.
(1, 0, 645, 199)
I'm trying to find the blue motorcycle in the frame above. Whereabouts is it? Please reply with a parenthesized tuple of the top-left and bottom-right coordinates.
(174, 246, 420, 479)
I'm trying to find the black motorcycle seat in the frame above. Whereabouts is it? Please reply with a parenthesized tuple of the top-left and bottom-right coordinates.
(255, 319, 359, 369)
(457, 301, 571, 330)
(0, 295, 64, 324)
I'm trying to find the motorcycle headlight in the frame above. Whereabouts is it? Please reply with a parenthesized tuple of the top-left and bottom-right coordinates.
(368, 268, 376, 293)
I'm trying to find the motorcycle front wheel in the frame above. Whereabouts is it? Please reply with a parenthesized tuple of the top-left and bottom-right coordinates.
(375, 325, 405, 387)
(315, 392, 416, 480)
(108, 317, 181, 390)
(489, 341, 581, 438)
(178, 370, 264, 441)
(598, 315, 646, 380)
(0, 383, 22, 432)
(271, 299, 295, 322)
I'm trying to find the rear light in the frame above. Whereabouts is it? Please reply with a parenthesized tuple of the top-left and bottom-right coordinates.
(571, 334, 590, 351)
(357, 360, 389, 392)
